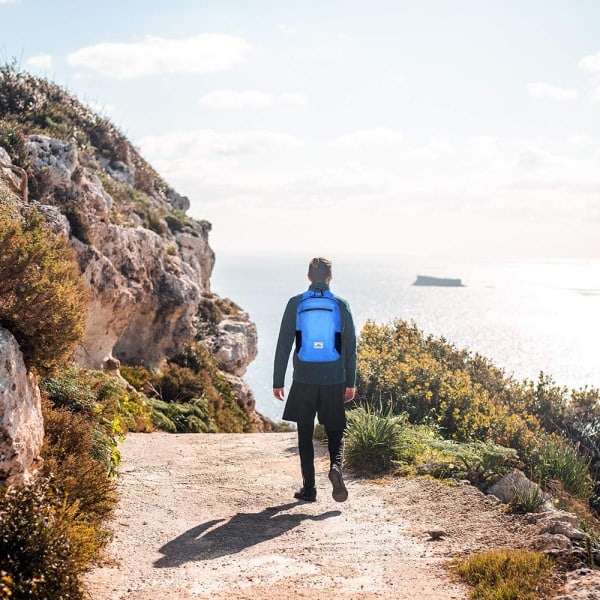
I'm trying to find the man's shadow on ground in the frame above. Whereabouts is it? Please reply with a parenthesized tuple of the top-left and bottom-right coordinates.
(154, 502, 340, 567)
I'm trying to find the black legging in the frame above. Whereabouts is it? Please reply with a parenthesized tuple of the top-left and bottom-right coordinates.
(297, 422, 345, 488)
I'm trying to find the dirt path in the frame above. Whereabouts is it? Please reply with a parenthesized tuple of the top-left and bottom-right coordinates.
(84, 432, 528, 599)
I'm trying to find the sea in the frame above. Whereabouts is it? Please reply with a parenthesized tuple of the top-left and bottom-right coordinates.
(210, 253, 600, 423)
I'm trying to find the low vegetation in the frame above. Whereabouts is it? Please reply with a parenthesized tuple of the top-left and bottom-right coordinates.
(121, 341, 256, 433)
(347, 319, 600, 596)
(0, 365, 154, 599)
(453, 549, 555, 600)
(0, 479, 85, 599)
(0, 190, 87, 375)
(353, 319, 598, 511)
(0, 62, 165, 197)
(0, 64, 200, 237)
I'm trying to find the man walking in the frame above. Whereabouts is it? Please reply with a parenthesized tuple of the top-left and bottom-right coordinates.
(273, 257, 357, 502)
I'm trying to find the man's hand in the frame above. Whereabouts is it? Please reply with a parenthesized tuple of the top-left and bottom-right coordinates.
(344, 387, 356, 403)
(273, 387, 285, 401)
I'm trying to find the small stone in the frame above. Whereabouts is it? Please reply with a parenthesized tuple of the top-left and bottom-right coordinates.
(427, 529, 446, 540)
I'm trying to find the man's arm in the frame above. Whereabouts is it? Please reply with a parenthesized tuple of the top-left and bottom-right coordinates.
(273, 298, 297, 392)
(342, 301, 357, 389)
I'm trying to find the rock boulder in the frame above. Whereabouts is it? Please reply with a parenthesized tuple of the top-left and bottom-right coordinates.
(0, 328, 44, 484)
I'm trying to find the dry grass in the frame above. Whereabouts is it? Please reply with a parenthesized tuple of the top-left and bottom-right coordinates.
(453, 549, 556, 599)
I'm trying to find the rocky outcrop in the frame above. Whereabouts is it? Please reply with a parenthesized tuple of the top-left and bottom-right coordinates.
(0, 125, 262, 432)
(11, 133, 220, 372)
(0, 328, 44, 484)
(487, 469, 543, 504)
(204, 309, 270, 430)
(18, 134, 209, 370)
(486, 470, 592, 569)
(554, 569, 600, 599)
(0, 146, 28, 201)
(211, 313, 259, 378)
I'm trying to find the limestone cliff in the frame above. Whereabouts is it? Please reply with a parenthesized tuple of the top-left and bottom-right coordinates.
(0, 68, 264, 438)
(0, 328, 44, 484)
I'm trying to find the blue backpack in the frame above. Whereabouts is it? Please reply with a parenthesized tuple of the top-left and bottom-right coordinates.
(295, 290, 342, 362)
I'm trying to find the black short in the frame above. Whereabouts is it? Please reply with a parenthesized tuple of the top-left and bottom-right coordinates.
(282, 381, 346, 429)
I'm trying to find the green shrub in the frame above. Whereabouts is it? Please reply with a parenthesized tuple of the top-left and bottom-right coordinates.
(357, 320, 500, 440)
(42, 368, 153, 435)
(532, 435, 592, 498)
(356, 319, 599, 511)
(345, 405, 406, 474)
(120, 364, 155, 393)
(0, 196, 87, 374)
(425, 439, 520, 487)
(41, 402, 117, 523)
(38, 368, 155, 568)
(0, 118, 29, 168)
(42, 370, 97, 414)
(509, 483, 546, 514)
(152, 363, 205, 403)
(0, 478, 84, 599)
(145, 208, 167, 235)
(145, 397, 218, 433)
(453, 549, 555, 599)
(122, 342, 255, 433)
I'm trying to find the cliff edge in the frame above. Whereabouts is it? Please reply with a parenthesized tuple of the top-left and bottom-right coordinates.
(0, 67, 265, 445)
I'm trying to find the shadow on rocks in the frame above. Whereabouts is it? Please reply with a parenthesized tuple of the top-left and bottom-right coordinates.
(154, 502, 341, 567)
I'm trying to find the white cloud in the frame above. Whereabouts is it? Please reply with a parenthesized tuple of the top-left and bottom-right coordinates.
(410, 138, 456, 160)
(138, 129, 300, 160)
(137, 130, 600, 256)
(199, 90, 307, 109)
(527, 82, 578, 101)
(579, 52, 600, 72)
(0, 0, 18, 4)
(67, 34, 249, 79)
(331, 128, 403, 149)
(25, 53, 53, 70)
(289, 163, 393, 196)
(466, 136, 498, 158)
(590, 85, 600, 104)
(278, 24, 296, 35)
(516, 147, 551, 169)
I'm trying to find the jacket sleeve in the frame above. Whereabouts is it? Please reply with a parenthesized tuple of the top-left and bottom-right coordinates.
(342, 302, 357, 387)
(273, 297, 297, 388)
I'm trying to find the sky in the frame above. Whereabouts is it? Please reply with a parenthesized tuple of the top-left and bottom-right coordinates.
(1, 0, 600, 258)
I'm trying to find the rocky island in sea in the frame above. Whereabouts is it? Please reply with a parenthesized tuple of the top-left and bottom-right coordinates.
(413, 274, 464, 287)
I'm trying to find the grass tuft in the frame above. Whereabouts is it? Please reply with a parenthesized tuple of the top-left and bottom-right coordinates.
(509, 482, 546, 514)
(454, 549, 555, 600)
(345, 405, 406, 474)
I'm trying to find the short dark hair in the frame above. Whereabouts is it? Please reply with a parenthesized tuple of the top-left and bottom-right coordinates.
(308, 257, 332, 282)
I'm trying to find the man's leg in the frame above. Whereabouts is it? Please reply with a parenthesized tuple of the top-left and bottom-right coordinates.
(284, 382, 318, 500)
(326, 428, 345, 468)
(326, 428, 348, 502)
(295, 420, 316, 501)
(317, 383, 349, 503)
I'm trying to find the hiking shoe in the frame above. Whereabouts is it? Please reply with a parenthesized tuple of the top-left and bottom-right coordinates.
(328, 464, 348, 502)
(294, 486, 317, 502)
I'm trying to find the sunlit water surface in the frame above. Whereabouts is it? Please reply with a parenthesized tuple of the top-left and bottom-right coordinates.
(211, 254, 600, 422)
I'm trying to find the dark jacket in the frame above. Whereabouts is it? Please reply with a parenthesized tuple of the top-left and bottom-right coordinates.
(273, 282, 357, 388)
